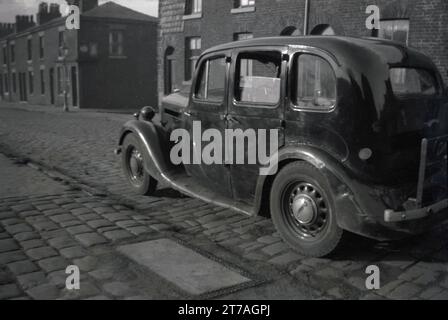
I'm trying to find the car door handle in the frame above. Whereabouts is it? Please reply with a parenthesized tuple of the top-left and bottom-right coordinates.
(184, 111, 198, 117)
(227, 115, 241, 124)
(221, 114, 241, 124)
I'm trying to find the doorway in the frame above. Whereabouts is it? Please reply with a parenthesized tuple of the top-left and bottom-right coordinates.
(164, 46, 175, 95)
(19, 72, 27, 102)
(49, 68, 55, 105)
(71, 66, 78, 107)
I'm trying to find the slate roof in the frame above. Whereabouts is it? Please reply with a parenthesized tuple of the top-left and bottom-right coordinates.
(83, 1, 158, 23)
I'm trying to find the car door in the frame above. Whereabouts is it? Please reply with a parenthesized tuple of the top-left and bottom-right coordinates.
(227, 47, 287, 206)
(183, 50, 233, 198)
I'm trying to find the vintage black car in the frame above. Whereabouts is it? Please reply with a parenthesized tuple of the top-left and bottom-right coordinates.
(117, 36, 448, 257)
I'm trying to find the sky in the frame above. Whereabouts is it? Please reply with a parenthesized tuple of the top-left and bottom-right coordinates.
(0, 0, 159, 22)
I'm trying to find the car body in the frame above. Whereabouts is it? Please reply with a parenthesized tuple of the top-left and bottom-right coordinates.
(117, 36, 448, 257)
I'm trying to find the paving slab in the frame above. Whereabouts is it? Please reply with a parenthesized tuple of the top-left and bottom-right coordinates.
(118, 238, 251, 296)
(0, 154, 70, 198)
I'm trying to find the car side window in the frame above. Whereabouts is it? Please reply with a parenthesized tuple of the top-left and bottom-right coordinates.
(195, 56, 227, 103)
(293, 54, 336, 110)
(234, 51, 282, 106)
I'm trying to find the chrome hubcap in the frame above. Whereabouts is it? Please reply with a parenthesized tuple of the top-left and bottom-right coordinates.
(291, 194, 317, 225)
(128, 148, 144, 182)
(283, 182, 329, 239)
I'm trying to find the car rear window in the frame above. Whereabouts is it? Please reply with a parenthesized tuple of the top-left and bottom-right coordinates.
(390, 68, 439, 96)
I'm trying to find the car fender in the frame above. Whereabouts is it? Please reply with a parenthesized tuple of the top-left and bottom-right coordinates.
(118, 120, 176, 183)
(254, 146, 386, 235)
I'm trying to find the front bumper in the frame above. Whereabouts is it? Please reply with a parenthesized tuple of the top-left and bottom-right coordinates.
(384, 198, 448, 222)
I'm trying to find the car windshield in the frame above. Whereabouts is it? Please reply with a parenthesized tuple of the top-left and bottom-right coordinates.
(390, 68, 439, 97)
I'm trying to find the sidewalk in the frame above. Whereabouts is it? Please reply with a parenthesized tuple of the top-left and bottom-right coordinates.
(0, 101, 135, 122)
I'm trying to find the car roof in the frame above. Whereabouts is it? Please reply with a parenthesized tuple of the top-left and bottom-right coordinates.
(203, 35, 403, 53)
(202, 35, 433, 68)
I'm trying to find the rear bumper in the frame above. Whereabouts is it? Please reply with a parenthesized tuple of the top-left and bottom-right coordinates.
(384, 199, 448, 222)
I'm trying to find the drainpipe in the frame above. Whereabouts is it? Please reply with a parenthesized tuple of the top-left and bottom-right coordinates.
(303, 0, 310, 35)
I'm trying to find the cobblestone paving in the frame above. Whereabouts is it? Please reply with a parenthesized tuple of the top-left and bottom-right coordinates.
(1, 104, 448, 300)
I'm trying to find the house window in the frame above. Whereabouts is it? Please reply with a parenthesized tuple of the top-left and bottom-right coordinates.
(185, 37, 201, 81)
(28, 71, 34, 95)
(39, 35, 45, 59)
(27, 38, 32, 61)
(195, 56, 227, 102)
(234, 51, 282, 105)
(109, 30, 124, 57)
(378, 19, 409, 45)
(12, 72, 16, 93)
(234, 0, 255, 8)
(234, 32, 253, 41)
(185, 0, 202, 15)
(40, 69, 45, 95)
(292, 54, 337, 110)
(58, 31, 65, 56)
(57, 67, 63, 94)
(10, 44, 15, 63)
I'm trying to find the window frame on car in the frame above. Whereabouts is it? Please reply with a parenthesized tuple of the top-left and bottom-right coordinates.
(389, 67, 441, 98)
(289, 48, 339, 113)
(193, 54, 228, 104)
(231, 48, 285, 110)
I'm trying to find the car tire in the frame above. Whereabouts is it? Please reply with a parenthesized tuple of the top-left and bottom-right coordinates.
(270, 161, 343, 257)
(122, 133, 158, 196)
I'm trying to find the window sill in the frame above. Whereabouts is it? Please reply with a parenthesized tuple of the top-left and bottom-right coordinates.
(109, 55, 127, 59)
(231, 6, 256, 14)
(183, 13, 202, 21)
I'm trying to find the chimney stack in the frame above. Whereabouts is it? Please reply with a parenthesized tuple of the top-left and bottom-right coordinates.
(0, 23, 15, 38)
(66, 0, 99, 13)
(37, 2, 62, 25)
(15, 15, 36, 33)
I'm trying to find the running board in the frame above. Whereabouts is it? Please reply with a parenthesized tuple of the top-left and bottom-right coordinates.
(160, 171, 255, 217)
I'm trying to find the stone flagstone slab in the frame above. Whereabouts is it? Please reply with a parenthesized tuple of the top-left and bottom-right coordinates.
(118, 239, 251, 295)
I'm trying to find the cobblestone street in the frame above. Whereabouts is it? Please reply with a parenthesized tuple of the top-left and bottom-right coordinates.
(1, 103, 448, 300)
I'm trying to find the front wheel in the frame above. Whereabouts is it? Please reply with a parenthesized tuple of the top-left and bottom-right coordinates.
(270, 162, 343, 257)
(121, 133, 158, 196)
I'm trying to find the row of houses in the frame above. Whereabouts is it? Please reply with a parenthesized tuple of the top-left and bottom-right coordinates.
(0, 0, 158, 109)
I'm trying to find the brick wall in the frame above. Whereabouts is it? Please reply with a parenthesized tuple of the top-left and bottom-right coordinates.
(79, 18, 158, 109)
(158, 0, 448, 100)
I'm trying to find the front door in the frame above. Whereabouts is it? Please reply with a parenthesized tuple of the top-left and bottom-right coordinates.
(227, 48, 287, 206)
(183, 51, 233, 198)
(19, 73, 27, 102)
(49, 68, 55, 105)
(71, 66, 78, 107)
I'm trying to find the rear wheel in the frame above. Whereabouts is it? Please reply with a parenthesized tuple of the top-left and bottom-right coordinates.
(270, 162, 343, 257)
(122, 133, 158, 196)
